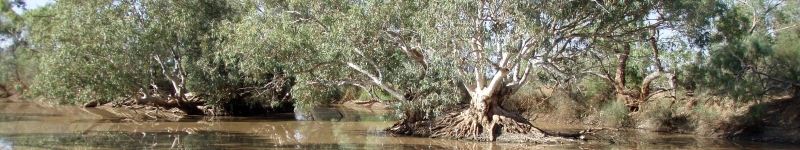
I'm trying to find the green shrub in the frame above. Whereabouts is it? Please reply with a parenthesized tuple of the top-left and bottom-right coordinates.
(691, 102, 723, 132)
(374, 89, 397, 101)
(340, 86, 361, 101)
(355, 88, 398, 101)
(357, 89, 371, 101)
(579, 76, 612, 102)
(600, 100, 632, 127)
(643, 98, 675, 124)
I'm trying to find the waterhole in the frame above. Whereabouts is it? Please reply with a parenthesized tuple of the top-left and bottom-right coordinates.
(0, 98, 798, 149)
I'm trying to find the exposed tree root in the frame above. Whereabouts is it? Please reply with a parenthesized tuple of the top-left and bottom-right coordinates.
(429, 105, 547, 142)
(388, 105, 584, 143)
(387, 87, 591, 143)
(138, 95, 204, 115)
(388, 110, 433, 137)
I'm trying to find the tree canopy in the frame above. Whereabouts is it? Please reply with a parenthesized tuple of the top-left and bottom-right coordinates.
(0, 0, 798, 141)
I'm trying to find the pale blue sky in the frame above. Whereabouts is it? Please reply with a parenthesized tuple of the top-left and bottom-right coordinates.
(12, 0, 52, 13)
(2, 0, 52, 47)
(25, 0, 51, 7)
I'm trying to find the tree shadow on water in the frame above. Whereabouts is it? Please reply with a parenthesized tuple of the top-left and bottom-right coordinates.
(1, 131, 461, 149)
(0, 130, 276, 149)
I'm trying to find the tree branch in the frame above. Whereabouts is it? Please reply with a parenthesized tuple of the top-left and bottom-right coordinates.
(284, 10, 329, 33)
(353, 48, 383, 78)
(346, 62, 408, 101)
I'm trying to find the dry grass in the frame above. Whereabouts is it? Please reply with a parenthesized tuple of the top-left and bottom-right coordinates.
(504, 85, 550, 114)
(487, 81, 799, 143)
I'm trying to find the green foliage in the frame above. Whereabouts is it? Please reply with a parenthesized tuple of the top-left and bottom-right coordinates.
(352, 88, 401, 103)
(551, 91, 586, 120)
(691, 103, 723, 128)
(357, 89, 370, 101)
(25, 0, 296, 108)
(6, 0, 797, 125)
(579, 76, 613, 101)
(292, 86, 342, 110)
(693, 0, 800, 101)
(641, 97, 676, 125)
(216, 0, 467, 115)
(600, 100, 632, 127)
(0, 0, 36, 94)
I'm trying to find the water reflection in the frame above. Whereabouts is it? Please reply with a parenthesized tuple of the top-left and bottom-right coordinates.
(0, 138, 11, 149)
(1, 98, 800, 149)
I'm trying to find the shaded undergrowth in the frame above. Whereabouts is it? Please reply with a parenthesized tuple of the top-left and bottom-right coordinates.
(502, 83, 800, 143)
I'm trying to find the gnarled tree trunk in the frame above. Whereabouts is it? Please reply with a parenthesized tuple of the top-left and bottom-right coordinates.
(429, 87, 546, 141)
(387, 53, 551, 141)
(135, 83, 204, 115)
(589, 37, 677, 112)
(145, 54, 204, 115)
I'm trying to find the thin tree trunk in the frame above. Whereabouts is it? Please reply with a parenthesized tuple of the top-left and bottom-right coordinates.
(13, 65, 25, 95)
(614, 44, 631, 104)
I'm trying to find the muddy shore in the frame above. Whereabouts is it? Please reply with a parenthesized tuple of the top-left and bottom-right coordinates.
(5, 92, 799, 144)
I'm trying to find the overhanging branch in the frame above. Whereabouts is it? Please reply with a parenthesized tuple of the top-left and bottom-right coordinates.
(346, 62, 408, 101)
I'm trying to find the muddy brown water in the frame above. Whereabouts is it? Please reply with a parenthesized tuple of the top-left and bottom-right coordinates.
(1, 98, 799, 149)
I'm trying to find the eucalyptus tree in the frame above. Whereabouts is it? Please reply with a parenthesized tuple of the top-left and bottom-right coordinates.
(227, 0, 721, 141)
(701, 0, 800, 99)
(0, 0, 31, 96)
(218, 0, 465, 112)
(408, 0, 728, 141)
(27, 0, 259, 115)
(221, 0, 529, 140)
(574, 0, 727, 111)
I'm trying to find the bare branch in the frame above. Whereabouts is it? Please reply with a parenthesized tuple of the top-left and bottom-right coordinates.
(512, 61, 535, 87)
(353, 48, 383, 78)
(152, 55, 180, 84)
(584, 71, 614, 83)
(384, 31, 428, 79)
(284, 10, 329, 33)
(346, 62, 407, 101)
(592, 0, 611, 13)
(640, 71, 664, 97)
(752, 70, 800, 87)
